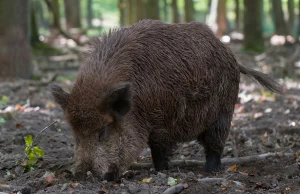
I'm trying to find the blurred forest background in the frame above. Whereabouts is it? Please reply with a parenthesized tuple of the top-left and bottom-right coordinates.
(0, 0, 300, 79)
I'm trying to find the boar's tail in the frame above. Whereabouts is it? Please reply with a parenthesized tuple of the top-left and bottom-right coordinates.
(239, 64, 283, 94)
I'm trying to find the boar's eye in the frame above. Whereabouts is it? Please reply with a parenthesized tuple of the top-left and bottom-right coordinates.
(99, 126, 108, 142)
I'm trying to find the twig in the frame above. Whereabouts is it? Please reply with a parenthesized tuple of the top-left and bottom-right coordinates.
(130, 152, 294, 170)
(162, 183, 184, 194)
(0, 184, 23, 192)
(33, 121, 57, 145)
(198, 178, 225, 183)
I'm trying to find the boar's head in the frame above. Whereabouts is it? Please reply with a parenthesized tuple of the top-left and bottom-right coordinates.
(51, 82, 138, 181)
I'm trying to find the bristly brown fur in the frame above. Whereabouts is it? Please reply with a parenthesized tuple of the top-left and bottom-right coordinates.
(51, 19, 282, 180)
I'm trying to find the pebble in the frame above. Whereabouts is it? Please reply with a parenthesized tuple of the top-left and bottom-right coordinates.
(128, 183, 139, 194)
(157, 172, 167, 179)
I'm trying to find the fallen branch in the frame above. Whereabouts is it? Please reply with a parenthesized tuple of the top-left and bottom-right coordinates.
(162, 183, 184, 194)
(198, 178, 225, 183)
(0, 184, 23, 192)
(130, 152, 294, 170)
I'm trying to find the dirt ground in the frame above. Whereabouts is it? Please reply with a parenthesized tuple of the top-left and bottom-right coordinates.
(1, 43, 300, 194)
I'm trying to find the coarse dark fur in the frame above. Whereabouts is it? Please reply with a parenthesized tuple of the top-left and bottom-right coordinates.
(51, 20, 282, 181)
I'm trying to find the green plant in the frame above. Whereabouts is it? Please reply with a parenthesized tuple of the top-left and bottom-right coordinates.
(21, 121, 57, 171)
(0, 95, 8, 109)
(0, 117, 6, 125)
(23, 135, 44, 170)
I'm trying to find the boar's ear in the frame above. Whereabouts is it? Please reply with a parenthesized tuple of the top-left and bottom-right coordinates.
(51, 84, 69, 110)
(103, 83, 132, 118)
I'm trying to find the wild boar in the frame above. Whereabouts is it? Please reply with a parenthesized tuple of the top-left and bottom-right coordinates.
(51, 20, 282, 181)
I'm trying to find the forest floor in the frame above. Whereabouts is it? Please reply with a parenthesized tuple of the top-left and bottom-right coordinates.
(1, 43, 300, 194)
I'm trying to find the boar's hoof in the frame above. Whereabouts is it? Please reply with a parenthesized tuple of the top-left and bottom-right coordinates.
(204, 151, 222, 173)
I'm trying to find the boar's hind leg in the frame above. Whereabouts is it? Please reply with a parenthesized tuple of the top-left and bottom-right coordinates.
(148, 133, 173, 171)
(198, 115, 230, 173)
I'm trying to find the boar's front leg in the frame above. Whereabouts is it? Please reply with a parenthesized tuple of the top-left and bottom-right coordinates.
(198, 115, 231, 172)
(148, 132, 174, 171)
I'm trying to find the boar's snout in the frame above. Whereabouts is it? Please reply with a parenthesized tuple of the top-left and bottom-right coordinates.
(73, 165, 119, 182)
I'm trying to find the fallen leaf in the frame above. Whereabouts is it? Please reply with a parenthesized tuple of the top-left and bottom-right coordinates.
(142, 177, 152, 183)
(46, 101, 56, 109)
(228, 164, 237, 172)
(294, 152, 299, 158)
(167, 177, 178, 186)
(183, 183, 189, 189)
(70, 183, 79, 188)
(254, 112, 263, 119)
(45, 175, 54, 184)
(16, 123, 24, 129)
(15, 104, 24, 111)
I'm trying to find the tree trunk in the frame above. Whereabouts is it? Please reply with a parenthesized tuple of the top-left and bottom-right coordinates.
(216, 0, 227, 37)
(87, 0, 93, 28)
(127, 0, 136, 25)
(184, 0, 194, 22)
(0, 0, 32, 79)
(207, 0, 219, 34)
(243, 0, 264, 52)
(287, 0, 295, 36)
(272, 0, 288, 35)
(31, 1, 40, 45)
(64, 0, 81, 29)
(163, 0, 168, 21)
(298, 0, 300, 38)
(119, 0, 126, 26)
(145, 0, 159, 20)
(136, 0, 145, 22)
(171, 0, 179, 23)
(235, 0, 240, 31)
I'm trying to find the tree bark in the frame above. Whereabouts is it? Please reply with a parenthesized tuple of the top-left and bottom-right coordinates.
(0, 0, 32, 79)
(145, 0, 159, 20)
(235, 0, 240, 31)
(216, 0, 227, 37)
(87, 0, 93, 28)
(31, 1, 40, 45)
(45, 0, 81, 45)
(163, 0, 168, 21)
(127, 0, 136, 25)
(272, 0, 288, 35)
(119, 0, 126, 26)
(184, 0, 194, 22)
(298, 0, 300, 38)
(136, 0, 145, 22)
(171, 0, 179, 23)
(64, 0, 81, 29)
(287, 0, 295, 36)
(243, 0, 264, 52)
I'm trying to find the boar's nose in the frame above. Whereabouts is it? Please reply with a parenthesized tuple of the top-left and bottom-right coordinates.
(103, 172, 118, 182)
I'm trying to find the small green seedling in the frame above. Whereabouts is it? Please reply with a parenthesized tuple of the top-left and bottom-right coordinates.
(22, 121, 57, 170)
(24, 135, 45, 170)
(0, 95, 8, 109)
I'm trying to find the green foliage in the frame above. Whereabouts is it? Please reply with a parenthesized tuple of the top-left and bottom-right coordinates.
(0, 95, 8, 109)
(0, 117, 6, 125)
(23, 135, 45, 170)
